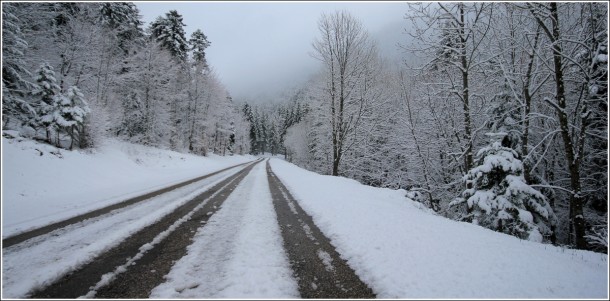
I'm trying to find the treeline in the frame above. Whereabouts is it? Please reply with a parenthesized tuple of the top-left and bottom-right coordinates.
(2, 2, 249, 155)
(242, 92, 309, 156)
(253, 3, 607, 252)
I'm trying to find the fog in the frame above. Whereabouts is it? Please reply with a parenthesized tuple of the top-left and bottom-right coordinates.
(136, 1, 409, 102)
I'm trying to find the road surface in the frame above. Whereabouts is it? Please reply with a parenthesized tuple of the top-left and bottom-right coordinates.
(2, 159, 375, 298)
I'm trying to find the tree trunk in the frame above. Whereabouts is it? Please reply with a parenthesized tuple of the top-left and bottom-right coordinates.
(46, 128, 51, 144)
(69, 125, 74, 150)
(332, 155, 340, 176)
(521, 27, 540, 184)
(459, 3, 473, 172)
(548, 3, 587, 249)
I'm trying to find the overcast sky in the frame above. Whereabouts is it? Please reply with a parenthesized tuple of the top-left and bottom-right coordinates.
(136, 1, 409, 102)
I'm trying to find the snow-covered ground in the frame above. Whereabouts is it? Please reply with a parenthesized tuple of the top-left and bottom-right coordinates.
(269, 159, 608, 299)
(2, 133, 254, 238)
(2, 134, 607, 299)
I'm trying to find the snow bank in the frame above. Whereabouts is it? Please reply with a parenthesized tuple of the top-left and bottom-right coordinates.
(2, 134, 254, 237)
(269, 159, 608, 299)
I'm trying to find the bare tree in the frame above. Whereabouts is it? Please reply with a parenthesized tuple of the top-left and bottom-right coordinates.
(526, 2, 608, 250)
(404, 2, 495, 174)
(311, 11, 378, 176)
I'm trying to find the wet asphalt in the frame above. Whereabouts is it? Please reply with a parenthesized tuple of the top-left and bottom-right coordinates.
(266, 161, 376, 299)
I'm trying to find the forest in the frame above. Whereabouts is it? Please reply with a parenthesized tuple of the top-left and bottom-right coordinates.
(2, 2, 607, 252)
(3, 2, 249, 156)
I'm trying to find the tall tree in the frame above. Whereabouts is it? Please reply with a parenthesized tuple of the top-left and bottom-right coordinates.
(149, 10, 188, 62)
(98, 2, 144, 54)
(115, 41, 176, 146)
(2, 3, 36, 129)
(312, 11, 377, 176)
(527, 2, 591, 250)
(405, 2, 494, 175)
(189, 29, 211, 69)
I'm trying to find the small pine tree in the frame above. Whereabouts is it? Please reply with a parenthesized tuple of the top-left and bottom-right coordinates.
(450, 142, 557, 242)
(54, 86, 91, 149)
(32, 63, 62, 142)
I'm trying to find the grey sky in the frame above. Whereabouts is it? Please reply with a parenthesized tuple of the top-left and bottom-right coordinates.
(136, 1, 409, 101)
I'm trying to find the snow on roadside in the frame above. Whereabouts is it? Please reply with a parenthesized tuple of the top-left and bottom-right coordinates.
(269, 159, 608, 299)
(1, 133, 254, 238)
(2, 166, 243, 298)
(150, 162, 299, 298)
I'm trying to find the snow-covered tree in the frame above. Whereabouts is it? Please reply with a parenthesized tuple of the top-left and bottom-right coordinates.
(525, 2, 609, 250)
(150, 10, 188, 62)
(576, 3, 608, 251)
(118, 91, 146, 142)
(54, 86, 90, 149)
(405, 2, 495, 175)
(189, 29, 211, 69)
(312, 11, 378, 176)
(451, 142, 557, 242)
(394, 70, 441, 208)
(98, 2, 144, 54)
(231, 107, 251, 155)
(287, 82, 334, 174)
(32, 63, 62, 142)
(2, 3, 36, 129)
(115, 41, 176, 146)
(147, 10, 191, 149)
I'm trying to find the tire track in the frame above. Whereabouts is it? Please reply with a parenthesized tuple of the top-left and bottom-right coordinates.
(266, 161, 376, 298)
(29, 160, 260, 298)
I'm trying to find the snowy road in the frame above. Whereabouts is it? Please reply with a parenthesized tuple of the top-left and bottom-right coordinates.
(2, 160, 253, 248)
(3, 160, 257, 298)
(2, 159, 373, 298)
(2, 158, 606, 299)
(149, 160, 299, 298)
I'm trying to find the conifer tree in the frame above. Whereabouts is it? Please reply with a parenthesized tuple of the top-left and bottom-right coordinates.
(98, 2, 144, 54)
(2, 3, 36, 128)
(451, 142, 557, 242)
(54, 86, 90, 149)
(150, 10, 188, 61)
(32, 63, 61, 143)
(189, 29, 211, 69)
